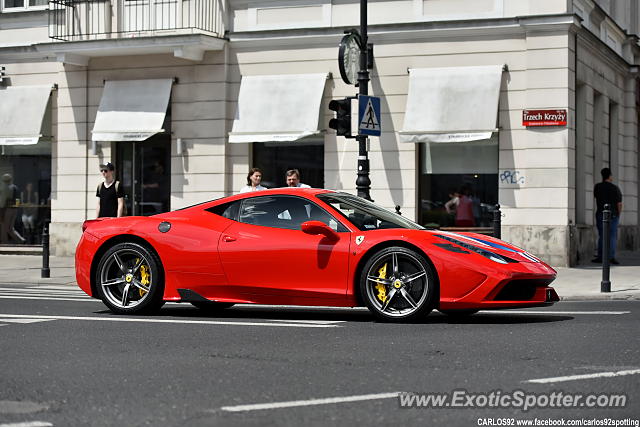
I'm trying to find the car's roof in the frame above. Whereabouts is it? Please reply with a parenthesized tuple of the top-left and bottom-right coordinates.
(224, 187, 334, 200)
(175, 188, 338, 212)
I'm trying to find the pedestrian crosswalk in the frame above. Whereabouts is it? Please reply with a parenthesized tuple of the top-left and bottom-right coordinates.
(0, 285, 94, 327)
(0, 318, 55, 326)
(0, 284, 91, 302)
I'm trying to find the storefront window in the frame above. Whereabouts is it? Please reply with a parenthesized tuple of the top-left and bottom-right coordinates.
(252, 140, 324, 189)
(0, 140, 51, 244)
(418, 138, 498, 229)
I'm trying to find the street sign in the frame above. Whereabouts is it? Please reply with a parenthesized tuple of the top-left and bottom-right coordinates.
(522, 109, 567, 126)
(358, 95, 381, 136)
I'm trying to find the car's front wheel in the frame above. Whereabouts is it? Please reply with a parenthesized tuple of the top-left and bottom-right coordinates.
(95, 242, 165, 314)
(360, 246, 436, 322)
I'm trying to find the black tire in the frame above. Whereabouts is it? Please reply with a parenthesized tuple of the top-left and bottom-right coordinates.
(360, 246, 436, 322)
(190, 301, 235, 312)
(95, 242, 165, 314)
(438, 309, 479, 317)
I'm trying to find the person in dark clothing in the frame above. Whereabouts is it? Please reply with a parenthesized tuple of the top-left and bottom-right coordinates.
(96, 162, 124, 218)
(592, 167, 623, 264)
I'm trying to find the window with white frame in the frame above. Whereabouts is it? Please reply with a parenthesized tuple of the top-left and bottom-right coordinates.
(2, 0, 47, 11)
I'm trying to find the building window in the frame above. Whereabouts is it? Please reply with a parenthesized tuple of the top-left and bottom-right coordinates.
(2, 0, 47, 11)
(418, 138, 498, 229)
(0, 95, 51, 246)
(252, 140, 324, 189)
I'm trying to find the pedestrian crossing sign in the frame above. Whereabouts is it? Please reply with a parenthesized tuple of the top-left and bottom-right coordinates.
(358, 95, 381, 136)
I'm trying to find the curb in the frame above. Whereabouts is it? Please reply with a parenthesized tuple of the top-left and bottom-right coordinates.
(559, 294, 640, 301)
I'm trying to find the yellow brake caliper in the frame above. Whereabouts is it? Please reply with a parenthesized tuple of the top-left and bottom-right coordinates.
(375, 263, 388, 303)
(138, 260, 150, 297)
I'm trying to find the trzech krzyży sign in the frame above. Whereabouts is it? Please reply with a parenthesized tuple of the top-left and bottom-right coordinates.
(522, 109, 567, 127)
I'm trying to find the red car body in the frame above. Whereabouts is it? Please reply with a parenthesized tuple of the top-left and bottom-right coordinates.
(76, 188, 558, 315)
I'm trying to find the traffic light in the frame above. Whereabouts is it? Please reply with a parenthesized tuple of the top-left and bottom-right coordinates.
(328, 97, 355, 138)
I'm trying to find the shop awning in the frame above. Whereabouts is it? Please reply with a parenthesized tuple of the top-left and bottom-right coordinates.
(92, 79, 173, 142)
(0, 85, 52, 145)
(399, 65, 504, 143)
(229, 73, 328, 143)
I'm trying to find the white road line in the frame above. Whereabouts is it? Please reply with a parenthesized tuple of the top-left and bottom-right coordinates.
(0, 287, 83, 293)
(2, 318, 53, 324)
(0, 292, 88, 299)
(261, 319, 345, 325)
(220, 392, 401, 412)
(496, 310, 630, 315)
(0, 422, 53, 427)
(0, 290, 85, 296)
(0, 296, 94, 302)
(34, 285, 78, 290)
(0, 314, 340, 328)
(527, 369, 640, 384)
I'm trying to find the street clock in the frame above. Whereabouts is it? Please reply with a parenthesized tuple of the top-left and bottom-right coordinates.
(338, 32, 361, 85)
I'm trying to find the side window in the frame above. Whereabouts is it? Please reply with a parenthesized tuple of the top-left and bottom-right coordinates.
(238, 196, 347, 232)
(207, 200, 241, 220)
(307, 202, 348, 232)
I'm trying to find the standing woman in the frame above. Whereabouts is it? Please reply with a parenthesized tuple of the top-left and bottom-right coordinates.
(240, 168, 267, 193)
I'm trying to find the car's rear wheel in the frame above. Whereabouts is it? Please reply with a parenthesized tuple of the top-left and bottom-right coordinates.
(95, 242, 164, 314)
(190, 301, 235, 312)
(360, 246, 436, 322)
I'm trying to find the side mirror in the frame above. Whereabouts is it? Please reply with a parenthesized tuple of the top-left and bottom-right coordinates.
(301, 220, 338, 240)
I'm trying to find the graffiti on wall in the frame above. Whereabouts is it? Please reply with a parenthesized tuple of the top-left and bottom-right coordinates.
(500, 170, 525, 185)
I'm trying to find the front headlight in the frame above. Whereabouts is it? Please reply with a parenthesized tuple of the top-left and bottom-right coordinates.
(435, 234, 515, 264)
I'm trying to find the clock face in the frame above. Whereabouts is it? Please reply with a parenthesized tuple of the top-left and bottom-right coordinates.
(338, 33, 360, 85)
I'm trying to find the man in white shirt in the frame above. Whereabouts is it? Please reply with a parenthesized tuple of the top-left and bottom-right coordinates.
(286, 169, 311, 188)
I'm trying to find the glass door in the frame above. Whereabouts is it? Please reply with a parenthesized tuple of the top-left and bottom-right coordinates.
(116, 134, 171, 216)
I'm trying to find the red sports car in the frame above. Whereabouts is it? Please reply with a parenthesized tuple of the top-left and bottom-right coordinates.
(76, 188, 558, 322)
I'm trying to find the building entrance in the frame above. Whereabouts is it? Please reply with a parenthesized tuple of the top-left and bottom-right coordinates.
(116, 134, 171, 216)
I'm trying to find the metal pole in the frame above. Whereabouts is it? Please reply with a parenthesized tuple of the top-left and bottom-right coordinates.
(601, 204, 611, 292)
(492, 204, 501, 240)
(41, 221, 50, 278)
(356, 0, 371, 200)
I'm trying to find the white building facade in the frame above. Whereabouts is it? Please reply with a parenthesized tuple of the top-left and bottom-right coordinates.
(0, 0, 638, 266)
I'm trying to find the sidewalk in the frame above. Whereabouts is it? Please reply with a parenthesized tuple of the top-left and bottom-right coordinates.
(0, 252, 638, 301)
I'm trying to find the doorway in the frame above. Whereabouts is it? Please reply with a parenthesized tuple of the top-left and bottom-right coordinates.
(116, 134, 171, 216)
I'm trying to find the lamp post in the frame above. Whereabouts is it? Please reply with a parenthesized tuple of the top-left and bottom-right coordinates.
(356, 0, 372, 201)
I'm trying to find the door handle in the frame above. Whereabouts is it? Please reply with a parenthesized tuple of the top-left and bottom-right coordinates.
(223, 235, 236, 242)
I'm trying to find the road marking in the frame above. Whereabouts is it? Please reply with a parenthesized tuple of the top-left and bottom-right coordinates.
(0, 296, 94, 302)
(220, 392, 401, 412)
(0, 289, 86, 296)
(0, 314, 340, 328)
(527, 369, 640, 384)
(261, 319, 345, 325)
(497, 310, 630, 315)
(35, 285, 78, 290)
(0, 318, 54, 324)
(0, 287, 83, 293)
(0, 422, 52, 427)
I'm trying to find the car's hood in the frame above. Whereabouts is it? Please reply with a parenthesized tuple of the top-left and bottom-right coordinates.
(426, 229, 550, 265)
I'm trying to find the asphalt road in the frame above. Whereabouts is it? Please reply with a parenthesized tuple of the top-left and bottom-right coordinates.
(0, 284, 638, 427)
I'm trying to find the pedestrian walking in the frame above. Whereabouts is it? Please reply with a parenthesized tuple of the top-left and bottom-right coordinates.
(285, 169, 311, 188)
(240, 168, 268, 193)
(592, 167, 623, 264)
(96, 162, 125, 218)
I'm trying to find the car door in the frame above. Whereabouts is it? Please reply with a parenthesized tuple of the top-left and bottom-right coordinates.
(217, 194, 351, 302)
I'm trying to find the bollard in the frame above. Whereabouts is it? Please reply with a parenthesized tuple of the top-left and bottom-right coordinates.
(41, 221, 50, 278)
(395, 205, 402, 216)
(492, 204, 502, 239)
(601, 204, 611, 292)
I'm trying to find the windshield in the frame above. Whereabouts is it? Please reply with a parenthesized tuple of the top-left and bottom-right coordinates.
(317, 193, 425, 231)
